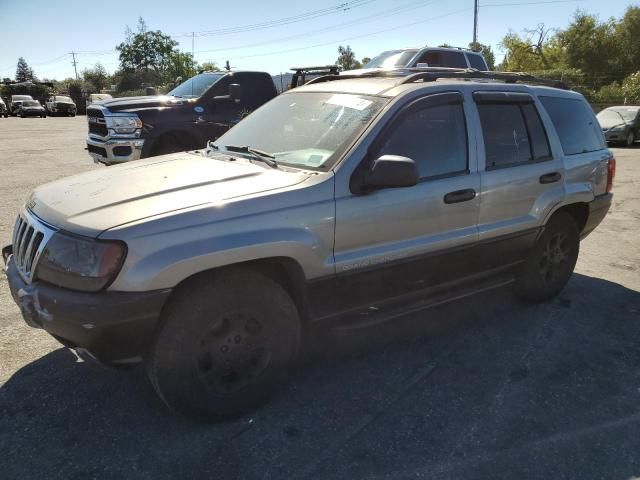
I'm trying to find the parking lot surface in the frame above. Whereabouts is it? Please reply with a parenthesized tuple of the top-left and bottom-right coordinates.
(1, 116, 639, 479)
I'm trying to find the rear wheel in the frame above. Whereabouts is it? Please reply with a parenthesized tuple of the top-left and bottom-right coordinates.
(515, 211, 579, 302)
(147, 269, 301, 421)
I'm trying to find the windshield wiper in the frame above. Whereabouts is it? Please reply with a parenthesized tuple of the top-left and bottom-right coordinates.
(223, 145, 278, 168)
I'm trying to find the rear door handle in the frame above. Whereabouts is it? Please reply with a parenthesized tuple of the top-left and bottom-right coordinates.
(539, 172, 561, 184)
(444, 188, 476, 204)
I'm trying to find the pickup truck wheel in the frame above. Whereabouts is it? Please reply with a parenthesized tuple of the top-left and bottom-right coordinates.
(147, 269, 301, 421)
(516, 211, 579, 302)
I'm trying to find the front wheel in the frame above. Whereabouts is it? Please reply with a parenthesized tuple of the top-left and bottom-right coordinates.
(147, 269, 301, 421)
(515, 211, 579, 302)
(625, 130, 635, 147)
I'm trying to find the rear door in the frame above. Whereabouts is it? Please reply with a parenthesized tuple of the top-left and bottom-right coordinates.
(474, 91, 564, 267)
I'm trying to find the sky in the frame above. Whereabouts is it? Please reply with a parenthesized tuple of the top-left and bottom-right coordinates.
(0, 0, 634, 81)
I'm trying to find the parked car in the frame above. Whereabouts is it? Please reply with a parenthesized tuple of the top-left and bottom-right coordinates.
(596, 105, 639, 147)
(45, 95, 77, 116)
(9, 94, 34, 116)
(17, 100, 46, 118)
(342, 46, 489, 75)
(0, 98, 8, 118)
(86, 93, 112, 108)
(4, 69, 614, 420)
(85, 70, 277, 165)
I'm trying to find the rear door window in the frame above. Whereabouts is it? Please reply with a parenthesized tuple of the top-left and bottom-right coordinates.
(539, 96, 605, 155)
(415, 50, 467, 68)
(477, 101, 551, 169)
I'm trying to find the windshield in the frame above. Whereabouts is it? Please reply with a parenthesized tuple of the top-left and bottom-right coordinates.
(364, 49, 418, 68)
(168, 73, 224, 98)
(23, 101, 40, 107)
(55, 96, 73, 103)
(597, 109, 626, 125)
(606, 107, 639, 122)
(12, 95, 32, 101)
(214, 92, 387, 169)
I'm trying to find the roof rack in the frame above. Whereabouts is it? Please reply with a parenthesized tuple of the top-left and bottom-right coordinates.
(290, 65, 340, 90)
(303, 68, 569, 90)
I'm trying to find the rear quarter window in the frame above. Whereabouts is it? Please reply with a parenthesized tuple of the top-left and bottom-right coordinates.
(467, 53, 487, 71)
(539, 96, 605, 155)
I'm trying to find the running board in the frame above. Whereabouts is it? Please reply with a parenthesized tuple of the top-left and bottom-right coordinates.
(329, 274, 515, 335)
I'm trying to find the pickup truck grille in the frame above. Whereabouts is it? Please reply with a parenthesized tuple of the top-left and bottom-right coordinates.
(87, 107, 108, 137)
(11, 211, 56, 283)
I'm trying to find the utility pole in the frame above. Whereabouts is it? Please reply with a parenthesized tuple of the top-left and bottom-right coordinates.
(473, 0, 479, 45)
(192, 32, 195, 76)
(70, 51, 79, 80)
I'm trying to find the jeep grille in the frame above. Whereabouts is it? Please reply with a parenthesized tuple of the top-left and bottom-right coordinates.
(11, 211, 56, 283)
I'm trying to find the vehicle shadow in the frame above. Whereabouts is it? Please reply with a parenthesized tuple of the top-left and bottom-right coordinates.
(1, 273, 639, 479)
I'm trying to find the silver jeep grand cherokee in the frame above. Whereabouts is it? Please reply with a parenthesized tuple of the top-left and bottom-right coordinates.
(3, 70, 614, 420)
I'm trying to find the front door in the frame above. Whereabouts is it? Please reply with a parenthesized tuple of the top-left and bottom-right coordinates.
(327, 92, 481, 316)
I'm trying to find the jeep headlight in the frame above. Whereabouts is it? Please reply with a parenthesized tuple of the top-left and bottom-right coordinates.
(36, 232, 127, 292)
(106, 115, 143, 134)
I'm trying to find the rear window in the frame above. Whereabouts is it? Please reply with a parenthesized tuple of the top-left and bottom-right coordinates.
(416, 50, 467, 68)
(539, 96, 605, 155)
(467, 53, 487, 71)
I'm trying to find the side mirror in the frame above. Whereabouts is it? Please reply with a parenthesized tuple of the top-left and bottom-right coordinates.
(229, 83, 241, 102)
(213, 83, 242, 103)
(352, 155, 419, 193)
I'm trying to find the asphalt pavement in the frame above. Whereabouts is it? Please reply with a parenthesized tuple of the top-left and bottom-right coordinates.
(0, 116, 639, 480)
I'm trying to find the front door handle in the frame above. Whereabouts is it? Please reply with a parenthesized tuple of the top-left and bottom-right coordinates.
(444, 188, 476, 204)
(539, 172, 561, 184)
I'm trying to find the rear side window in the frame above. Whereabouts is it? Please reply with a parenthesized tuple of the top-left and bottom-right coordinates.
(539, 96, 605, 155)
(477, 103, 551, 169)
(376, 101, 468, 179)
(467, 53, 487, 71)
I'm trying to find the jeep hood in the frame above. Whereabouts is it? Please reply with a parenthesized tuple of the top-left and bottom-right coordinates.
(99, 95, 190, 112)
(28, 152, 312, 237)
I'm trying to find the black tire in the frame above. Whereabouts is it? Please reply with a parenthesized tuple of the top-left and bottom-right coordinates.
(147, 268, 301, 421)
(515, 211, 580, 302)
(625, 130, 635, 147)
(151, 133, 192, 156)
(20, 112, 25, 118)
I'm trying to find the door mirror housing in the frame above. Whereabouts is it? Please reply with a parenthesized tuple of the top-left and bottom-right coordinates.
(352, 155, 419, 193)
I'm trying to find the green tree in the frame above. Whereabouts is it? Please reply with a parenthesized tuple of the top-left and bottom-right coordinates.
(166, 51, 196, 83)
(499, 25, 566, 72)
(469, 42, 495, 70)
(622, 72, 640, 103)
(336, 45, 362, 70)
(15, 57, 34, 82)
(116, 17, 179, 84)
(558, 11, 617, 87)
(200, 61, 222, 72)
(613, 7, 640, 79)
(82, 63, 109, 92)
(361, 57, 371, 66)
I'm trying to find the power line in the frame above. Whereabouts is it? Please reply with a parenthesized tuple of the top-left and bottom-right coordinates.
(226, 7, 472, 61)
(193, 0, 436, 54)
(481, 0, 583, 7)
(173, 0, 377, 37)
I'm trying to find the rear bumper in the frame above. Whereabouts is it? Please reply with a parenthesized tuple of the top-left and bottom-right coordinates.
(86, 135, 145, 165)
(4, 252, 171, 363)
(581, 193, 612, 239)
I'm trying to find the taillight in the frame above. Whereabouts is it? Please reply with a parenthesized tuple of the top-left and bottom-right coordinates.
(606, 156, 616, 193)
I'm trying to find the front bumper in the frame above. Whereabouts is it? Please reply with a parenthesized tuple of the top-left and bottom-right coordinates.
(3, 252, 171, 363)
(21, 110, 45, 116)
(581, 193, 613, 239)
(86, 135, 145, 165)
